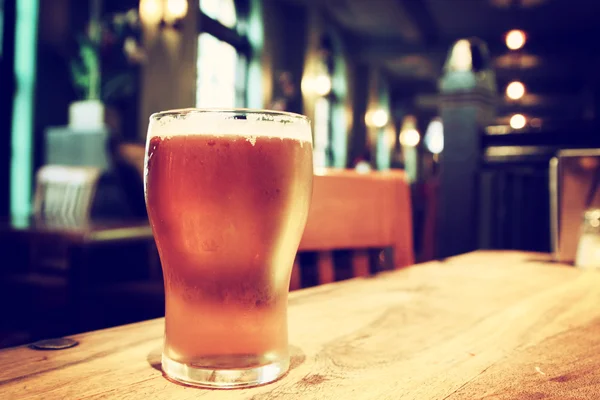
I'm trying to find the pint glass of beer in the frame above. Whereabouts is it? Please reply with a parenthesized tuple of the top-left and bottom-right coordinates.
(144, 109, 313, 388)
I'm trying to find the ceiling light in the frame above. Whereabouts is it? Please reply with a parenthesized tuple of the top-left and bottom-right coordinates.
(164, 0, 189, 23)
(510, 114, 527, 130)
(399, 129, 421, 147)
(506, 81, 525, 100)
(314, 75, 332, 97)
(366, 109, 389, 128)
(139, 0, 164, 25)
(506, 30, 526, 50)
(424, 119, 443, 154)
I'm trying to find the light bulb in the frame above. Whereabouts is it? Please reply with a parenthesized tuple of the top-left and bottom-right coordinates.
(510, 114, 527, 130)
(506, 81, 525, 100)
(165, 0, 188, 22)
(506, 30, 526, 50)
(400, 129, 421, 147)
(139, 0, 164, 25)
(371, 109, 389, 128)
(424, 119, 443, 154)
(314, 75, 332, 97)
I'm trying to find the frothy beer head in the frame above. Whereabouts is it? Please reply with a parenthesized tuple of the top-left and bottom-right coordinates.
(148, 108, 313, 144)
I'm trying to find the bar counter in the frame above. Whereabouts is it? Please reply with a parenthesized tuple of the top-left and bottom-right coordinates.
(1, 251, 599, 399)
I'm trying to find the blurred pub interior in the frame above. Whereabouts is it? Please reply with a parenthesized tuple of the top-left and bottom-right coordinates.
(2, 0, 600, 347)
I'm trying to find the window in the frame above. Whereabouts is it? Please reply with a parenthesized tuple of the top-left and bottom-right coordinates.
(200, 0, 237, 28)
(196, 0, 249, 108)
(197, 33, 241, 108)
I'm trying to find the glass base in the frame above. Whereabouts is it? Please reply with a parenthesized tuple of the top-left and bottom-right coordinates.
(161, 353, 290, 389)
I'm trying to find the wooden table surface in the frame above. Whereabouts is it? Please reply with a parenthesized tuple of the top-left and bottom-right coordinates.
(0, 217, 153, 244)
(2, 251, 600, 399)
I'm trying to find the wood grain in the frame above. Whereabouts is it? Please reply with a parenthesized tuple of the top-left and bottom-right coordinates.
(2, 251, 600, 399)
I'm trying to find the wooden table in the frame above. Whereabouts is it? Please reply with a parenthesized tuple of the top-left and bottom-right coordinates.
(0, 218, 158, 337)
(0, 217, 153, 244)
(2, 251, 600, 399)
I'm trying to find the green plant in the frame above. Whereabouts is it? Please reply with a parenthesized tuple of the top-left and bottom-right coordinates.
(70, 34, 101, 101)
(70, 9, 144, 103)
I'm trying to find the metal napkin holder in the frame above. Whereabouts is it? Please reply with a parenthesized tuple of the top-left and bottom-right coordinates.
(550, 149, 600, 263)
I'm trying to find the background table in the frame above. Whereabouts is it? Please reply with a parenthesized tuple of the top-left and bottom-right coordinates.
(1, 251, 599, 399)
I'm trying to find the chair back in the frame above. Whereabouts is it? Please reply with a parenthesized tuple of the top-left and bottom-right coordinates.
(291, 169, 414, 289)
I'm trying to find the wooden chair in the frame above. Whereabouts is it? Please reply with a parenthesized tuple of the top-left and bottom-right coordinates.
(80, 163, 413, 328)
(291, 169, 414, 290)
(418, 177, 439, 263)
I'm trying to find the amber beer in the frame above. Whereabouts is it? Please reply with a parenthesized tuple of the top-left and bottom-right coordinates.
(144, 109, 313, 388)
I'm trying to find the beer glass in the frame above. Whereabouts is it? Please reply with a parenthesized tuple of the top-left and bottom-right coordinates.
(144, 109, 313, 388)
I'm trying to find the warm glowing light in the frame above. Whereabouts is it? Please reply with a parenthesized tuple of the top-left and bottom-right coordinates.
(301, 77, 313, 95)
(366, 109, 389, 128)
(449, 39, 472, 71)
(400, 129, 421, 147)
(506, 30, 526, 50)
(139, 0, 164, 25)
(301, 74, 331, 97)
(355, 161, 372, 174)
(314, 74, 332, 96)
(506, 81, 525, 100)
(510, 114, 527, 130)
(424, 119, 444, 154)
(165, 0, 188, 22)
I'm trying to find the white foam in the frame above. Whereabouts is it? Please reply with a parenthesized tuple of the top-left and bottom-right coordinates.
(148, 108, 312, 144)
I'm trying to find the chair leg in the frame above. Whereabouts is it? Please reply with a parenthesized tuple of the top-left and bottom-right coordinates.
(351, 250, 370, 278)
(317, 251, 335, 285)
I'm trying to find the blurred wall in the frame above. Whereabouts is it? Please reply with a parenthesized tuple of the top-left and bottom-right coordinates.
(34, 0, 76, 167)
(138, 6, 198, 140)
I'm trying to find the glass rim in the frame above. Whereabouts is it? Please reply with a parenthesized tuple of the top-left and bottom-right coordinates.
(150, 108, 310, 124)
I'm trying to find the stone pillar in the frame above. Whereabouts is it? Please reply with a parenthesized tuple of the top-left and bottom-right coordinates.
(436, 38, 497, 258)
